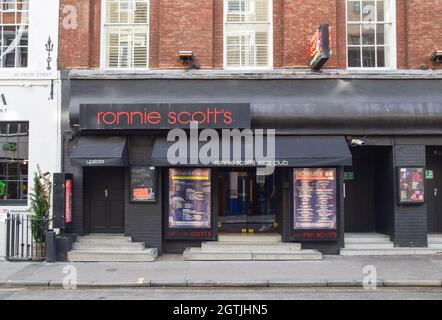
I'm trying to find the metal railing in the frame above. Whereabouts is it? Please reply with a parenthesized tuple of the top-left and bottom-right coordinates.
(5, 213, 47, 261)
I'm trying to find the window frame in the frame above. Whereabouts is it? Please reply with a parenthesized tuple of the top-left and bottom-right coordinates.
(223, 0, 273, 71)
(345, 0, 397, 70)
(0, 0, 29, 69)
(100, 0, 150, 70)
(0, 121, 29, 205)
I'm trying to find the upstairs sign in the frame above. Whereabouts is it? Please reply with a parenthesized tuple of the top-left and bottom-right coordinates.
(309, 24, 332, 71)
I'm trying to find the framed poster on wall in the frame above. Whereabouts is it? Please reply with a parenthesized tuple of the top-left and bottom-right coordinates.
(291, 168, 337, 241)
(129, 166, 157, 203)
(166, 168, 214, 240)
(398, 167, 425, 204)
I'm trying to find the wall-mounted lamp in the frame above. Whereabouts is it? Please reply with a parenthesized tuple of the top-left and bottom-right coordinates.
(177, 50, 199, 68)
(430, 50, 442, 64)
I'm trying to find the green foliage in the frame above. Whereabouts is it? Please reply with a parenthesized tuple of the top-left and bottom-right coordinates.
(29, 165, 52, 243)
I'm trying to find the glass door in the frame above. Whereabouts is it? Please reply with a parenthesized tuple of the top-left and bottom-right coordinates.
(217, 169, 277, 233)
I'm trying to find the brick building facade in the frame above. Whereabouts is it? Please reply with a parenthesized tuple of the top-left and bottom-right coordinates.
(54, 0, 442, 262)
(58, 0, 442, 70)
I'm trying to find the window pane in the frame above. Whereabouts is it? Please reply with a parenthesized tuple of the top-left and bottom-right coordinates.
(376, 23, 384, 45)
(348, 46, 361, 67)
(377, 0, 388, 22)
(8, 123, 18, 135)
(347, 24, 361, 45)
(255, 31, 268, 67)
(361, 24, 375, 45)
(347, 1, 361, 22)
(361, 1, 376, 23)
(226, 36, 241, 67)
(362, 46, 376, 67)
(377, 46, 385, 67)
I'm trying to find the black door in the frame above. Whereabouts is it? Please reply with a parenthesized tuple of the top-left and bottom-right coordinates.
(344, 149, 376, 232)
(85, 167, 125, 233)
(427, 148, 442, 233)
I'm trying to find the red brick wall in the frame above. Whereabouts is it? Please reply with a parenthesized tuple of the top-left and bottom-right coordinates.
(407, 0, 442, 69)
(158, 0, 214, 68)
(58, 0, 442, 70)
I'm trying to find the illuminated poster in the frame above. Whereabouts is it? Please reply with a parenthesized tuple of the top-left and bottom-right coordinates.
(398, 167, 425, 204)
(293, 168, 337, 230)
(168, 168, 211, 229)
(130, 167, 156, 202)
(65, 179, 72, 223)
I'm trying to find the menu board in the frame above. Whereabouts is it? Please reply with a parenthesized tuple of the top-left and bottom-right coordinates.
(168, 168, 211, 229)
(130, 166, 156, 202)
(398, 167, 425, 204)
(293, 168, 337, 230)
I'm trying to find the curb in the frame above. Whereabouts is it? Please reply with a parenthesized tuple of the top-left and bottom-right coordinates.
(383, 280, 442, 287)
(187, 280, 269, 287)
(3, 280, 442, 289)
(4, 280, 49, 288)
(268, 280, 327, 287)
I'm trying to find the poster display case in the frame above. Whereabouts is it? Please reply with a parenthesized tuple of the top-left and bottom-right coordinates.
(291, 168, 338, 241)
(398, 167, 425, 204)
(166, 168, 214, 240)
(129, 166, 157, 203)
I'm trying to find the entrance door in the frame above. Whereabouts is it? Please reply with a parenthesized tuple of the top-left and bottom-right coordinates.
(217, 169, 277, 233)
(85, 167, 125, 233)
(427, 148, 442, 233)
(344, 149, 376, 232)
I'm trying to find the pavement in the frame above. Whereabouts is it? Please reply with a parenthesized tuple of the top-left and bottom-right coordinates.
(1, 255, 442, 289)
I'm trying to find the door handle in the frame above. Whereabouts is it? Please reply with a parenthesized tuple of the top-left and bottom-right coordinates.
(104, 189, 109, 198)
(434, 188, 438, 197)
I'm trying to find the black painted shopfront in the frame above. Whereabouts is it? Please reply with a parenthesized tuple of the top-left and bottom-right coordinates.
(60, 74, 442, 255)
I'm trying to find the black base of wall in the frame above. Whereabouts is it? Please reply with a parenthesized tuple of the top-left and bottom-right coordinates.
(55, 234, 77, 262)
(300, 242, 342, 255)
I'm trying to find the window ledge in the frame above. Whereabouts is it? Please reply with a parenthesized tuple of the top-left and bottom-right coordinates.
(67, 68, 442, 80)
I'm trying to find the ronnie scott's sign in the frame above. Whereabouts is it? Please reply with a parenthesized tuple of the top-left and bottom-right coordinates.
(79, 103, 251, 130)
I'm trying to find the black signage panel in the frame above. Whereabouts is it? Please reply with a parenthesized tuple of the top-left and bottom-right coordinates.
(79, 103, 251, 130)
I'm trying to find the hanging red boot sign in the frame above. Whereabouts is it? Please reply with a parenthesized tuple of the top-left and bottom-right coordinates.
(309, 24, 332, 71)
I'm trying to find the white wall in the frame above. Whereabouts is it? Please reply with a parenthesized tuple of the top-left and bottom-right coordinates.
(0, 0, 60, 80)
(0, 0, 61, 258)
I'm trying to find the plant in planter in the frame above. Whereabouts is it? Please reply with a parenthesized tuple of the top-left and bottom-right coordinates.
(29, 166, 52, 260)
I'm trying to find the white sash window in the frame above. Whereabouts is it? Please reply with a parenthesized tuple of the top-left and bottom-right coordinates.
(103, 0, 149, 69)
(0, 0, 29, 68)
(346, 0, 396, 69)
(224, 0, 272, 69)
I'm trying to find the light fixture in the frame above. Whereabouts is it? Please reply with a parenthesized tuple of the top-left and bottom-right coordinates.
(177, 50, 195, 66)
(430, 50, 442, 64)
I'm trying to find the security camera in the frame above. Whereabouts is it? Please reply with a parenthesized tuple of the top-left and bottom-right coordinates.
(351, 138, 365, 146)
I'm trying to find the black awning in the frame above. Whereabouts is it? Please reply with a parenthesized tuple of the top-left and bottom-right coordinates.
(151, 135, 352, 167)
(70, 136, 128, 166)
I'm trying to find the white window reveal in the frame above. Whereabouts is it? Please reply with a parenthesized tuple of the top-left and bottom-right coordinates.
(346, 0, 396, 69)
(0, 0, 29, 68)
(103, 0, 149, 69)
(224, 0, 272, 69)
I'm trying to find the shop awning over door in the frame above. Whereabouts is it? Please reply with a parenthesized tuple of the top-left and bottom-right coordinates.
(70, 136, 128, 166)
(151, 136, 352, 167)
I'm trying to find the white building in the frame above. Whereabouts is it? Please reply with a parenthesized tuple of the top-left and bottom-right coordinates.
(0, 0, 60, 259)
